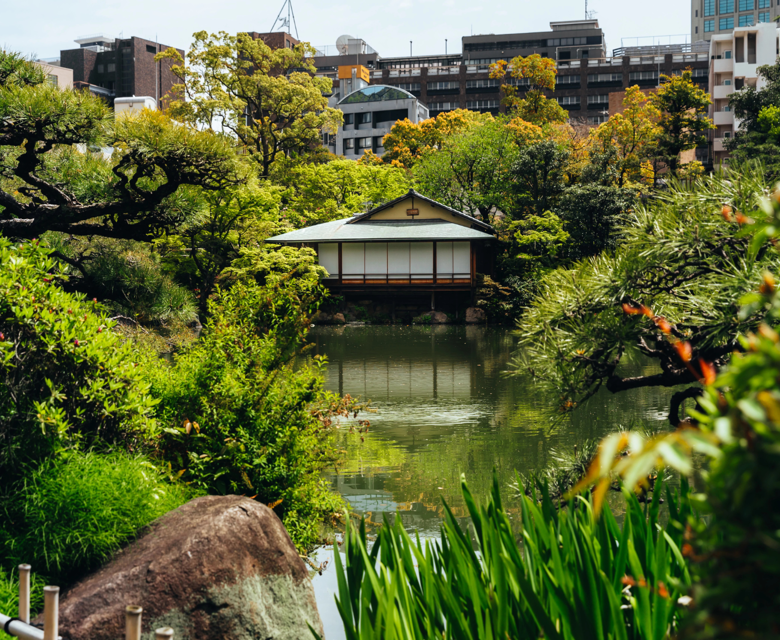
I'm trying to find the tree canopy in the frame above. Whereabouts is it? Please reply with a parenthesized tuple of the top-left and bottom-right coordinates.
(0, 70, 242, 240)
(159, 31, 342, 177)
(490, 54, 568, 125)
(512, 164, 778, 424)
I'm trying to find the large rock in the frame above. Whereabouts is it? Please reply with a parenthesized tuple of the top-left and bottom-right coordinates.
(43, 496, 322, 640)
(429, 310, 450, 324)
(465, 307, 487, 324)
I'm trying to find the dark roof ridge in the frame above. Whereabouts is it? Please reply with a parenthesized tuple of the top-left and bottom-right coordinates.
(347, 189, 494, 233)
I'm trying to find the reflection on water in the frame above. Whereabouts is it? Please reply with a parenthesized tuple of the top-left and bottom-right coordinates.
(311, 324, 676, 535)
(310, 325, 679, 638)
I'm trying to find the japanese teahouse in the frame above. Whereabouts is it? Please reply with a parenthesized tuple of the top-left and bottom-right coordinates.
(266, 190, 496, 313)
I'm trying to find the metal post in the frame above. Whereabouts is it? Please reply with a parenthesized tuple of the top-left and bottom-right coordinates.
(155, 627, 175, 640)
(125, 605, 143, 640)
(18, 564, 31, 623)
(42, 586, 59, 640)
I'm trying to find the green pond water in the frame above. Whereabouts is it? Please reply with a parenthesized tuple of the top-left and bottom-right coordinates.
(309, 324, 678, 638)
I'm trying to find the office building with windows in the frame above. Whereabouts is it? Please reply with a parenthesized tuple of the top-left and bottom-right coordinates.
(325, 83, 429, 158)
(692, 0, 779, 41)
(59, 35, 183, 107)
(708, 21, 780, 162)
(314, 20, 708, 131)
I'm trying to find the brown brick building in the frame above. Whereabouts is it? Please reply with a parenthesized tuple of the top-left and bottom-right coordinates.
(59, 35, 183, 107)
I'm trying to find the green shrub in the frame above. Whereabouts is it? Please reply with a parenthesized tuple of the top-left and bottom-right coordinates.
(0, 239, 157, 485)
(81, 249, 198, 324)
(0, 451, 193, 584)
(326, 474, 693, 640)
(150, 277, 349, 551)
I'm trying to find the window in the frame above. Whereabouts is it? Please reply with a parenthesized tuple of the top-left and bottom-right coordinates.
(557, 74, 580, 85)
(146, 44, 157, 54)
(759, 10, 771, 19)
(725, 49, 733, 58)
(705, 0, 716, 15)
(739, 0, 754, 9)
(357, 112, 372, 125)
(588, 115, 609, 125)
(466, 100, 499, 108)
(428, 102, 458, 111)
(724, 131, 732, 138)
(724, 78, 732, 84)
(427, 81, 459, 90)
(374, 136, 384, 148)
(587, 94, 609, 105)
(724, 105, 731, 111)
(759, 0, 770, 6)
(705, 19, 716, 30)
(546, 36, 588, 46)
(396, 82, 421, 92)
(629, 71, 659, 81)
(556, 96, 580, 105)
(97, 64, 104, 73)
(107, 63, 115, 73)
(720, 0, 734, 12)
(465, 79, 500, 88)
(692, 68, 709, 77)
(739, 13, 755, 24)
(343, 138, 354, 151)
(720, 16, 735, 27)
(357, 137, 372, 149)
(343, 113, 354, 125)
(46, 74, 58, 86)
(587, 73, 623, 83)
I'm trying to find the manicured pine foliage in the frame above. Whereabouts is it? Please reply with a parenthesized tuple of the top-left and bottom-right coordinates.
(324, 474, 692, 640)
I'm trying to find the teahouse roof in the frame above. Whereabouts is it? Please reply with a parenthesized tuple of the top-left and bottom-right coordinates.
(266, 190, 495, 244)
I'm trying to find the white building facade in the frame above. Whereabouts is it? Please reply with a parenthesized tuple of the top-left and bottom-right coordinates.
(708, 21, 779, 162)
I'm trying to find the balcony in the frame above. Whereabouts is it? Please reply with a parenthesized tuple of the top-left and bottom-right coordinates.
(713, 58, 733, 73)
(714, 110, 734, 125)
(714, 138, 727, 152)
(713, 84, 734, 99)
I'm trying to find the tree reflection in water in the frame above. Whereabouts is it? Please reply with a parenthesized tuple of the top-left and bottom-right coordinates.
(310, 324, 680, 536)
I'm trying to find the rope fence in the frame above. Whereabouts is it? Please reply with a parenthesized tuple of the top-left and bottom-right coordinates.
(1, 565, 174, 640)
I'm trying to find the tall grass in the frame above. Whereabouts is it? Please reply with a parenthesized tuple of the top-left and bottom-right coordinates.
(0, 451, 195, 584)
(323, 474, 693, 640)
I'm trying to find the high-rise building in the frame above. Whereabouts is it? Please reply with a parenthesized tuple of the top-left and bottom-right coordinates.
(708, 21, 779, 162)
(59, 35, 183, 107)
(691, 0, 779, 42)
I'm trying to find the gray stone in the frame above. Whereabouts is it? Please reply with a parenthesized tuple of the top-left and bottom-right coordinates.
(332, 312, 346, 324)
(430, 311, 450, 324)
(465, 307, 487, 324)
(42, 496, 322, 640)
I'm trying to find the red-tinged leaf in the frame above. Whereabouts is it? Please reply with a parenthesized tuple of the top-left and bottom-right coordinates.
(699, 359, 716, 385)
(655, 317, 672, 334)
(721, 205, 734, 221)
(622, 303, 642, 315)
(674, 341, 692, 362)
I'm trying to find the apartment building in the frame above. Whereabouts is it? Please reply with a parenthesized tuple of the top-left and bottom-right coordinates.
(59, 35, 183, 107)
(708, 21, 779, 162)
(692, 0, 779, 41)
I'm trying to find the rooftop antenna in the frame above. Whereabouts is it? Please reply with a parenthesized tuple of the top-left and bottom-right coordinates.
(270, 0, 299, 39)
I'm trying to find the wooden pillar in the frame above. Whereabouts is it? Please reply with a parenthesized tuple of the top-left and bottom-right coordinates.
(337, 243, 343, 284)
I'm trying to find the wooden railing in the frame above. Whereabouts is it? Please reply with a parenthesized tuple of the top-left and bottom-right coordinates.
(326, 272, 472, 286)
(1, 564, 174, 640)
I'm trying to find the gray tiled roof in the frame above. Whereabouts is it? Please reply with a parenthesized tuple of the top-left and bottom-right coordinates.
(266, 219, 496, 244)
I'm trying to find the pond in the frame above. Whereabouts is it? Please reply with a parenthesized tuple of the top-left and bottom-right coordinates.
(308, 324, 677, 639)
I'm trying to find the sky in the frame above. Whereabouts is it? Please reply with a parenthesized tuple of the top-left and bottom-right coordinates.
(1, 0, 691, 61)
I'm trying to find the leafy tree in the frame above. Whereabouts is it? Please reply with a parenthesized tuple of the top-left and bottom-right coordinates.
(556, 183, 638, 259)
(490, 54, 568, 125)
(159, 32, 342, 177)
(513, 164, 778, 424)
(649, 70, 714, 176)
(0, 79, 241, 240)
(726, 62, 780, 178)
(413, 118, 526, 224)
(508, 210, 569, 271)
(0, 50, 45, 87)
(588, 86, 660, 187)
(150, 276, 352, 550)
(508, 139, 571, 218)
(274, 157, 412, 225)
(381, 109, 492, 169)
